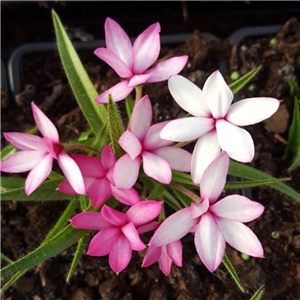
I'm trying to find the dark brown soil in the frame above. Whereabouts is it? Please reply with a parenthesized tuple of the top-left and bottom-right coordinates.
(1, 3, 300, 300)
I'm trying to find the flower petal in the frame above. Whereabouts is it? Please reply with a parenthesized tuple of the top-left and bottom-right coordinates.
(190, 197, 209, 218)
(89, 178, 112, 208)
(226, 97, 280, 126)
(137, 221, 161, 234)
(195, 212, 226, 272)
(101, 145, 116, 171)
(31, 102, 59, 143)
(128, 74, 151, 88)
(113, 154, 141, 189)
(210, 195, 264, 222)
(145, 56, 188, 83)
(121, 222, 145, 251)
(119, 130, 142, 160)
(105, 18, 132, 68)
(158, 246, 173, 276)
(167, 240, 182, 267)
(132, 23, 161, 74)
(142, 246, 161, 267)
(216, 217, 264, 258)
(142, 151, 172, 184)
(160, 117, 214, 142)
(95, 81, 133, 104)
(168, 75, 210, 117)
(203, 70, 233, 119)
(216, 119, 254, 163)
(72, 154, 105, 178)
(71, 211, 113, 231)
(191, 130, 221, 184)
(101, 205, 127, 227)
(111, 185, 140, 206)
(58, 179, 78, 195)
(126, 201, 162, 227)
(153, 146, 191, 172)
(200, 151, 229, 203)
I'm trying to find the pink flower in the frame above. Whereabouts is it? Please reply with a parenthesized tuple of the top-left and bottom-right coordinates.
(161, 71, 280, 183)
(71, 201, 162, 274)
(1, 102, 85, 196)
(150, 152, 264, 272)
(58, 145, 140, 208)
(94, 18, 188, 103)
(113, 95, 192, 189)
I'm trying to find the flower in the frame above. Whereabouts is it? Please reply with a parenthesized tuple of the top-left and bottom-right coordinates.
(113, 95, 192, 189)
(71, 201, 162, 273)
(160, 71, 280, 184)
(1, 102, 85, 196)
(150, 152, 264, 272)
(58, 145, 140, 208)
(94, 18, 188, 103)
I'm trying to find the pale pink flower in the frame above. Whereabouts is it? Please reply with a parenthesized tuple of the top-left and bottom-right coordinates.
(94, 18, 188, 103)
(161, 71, 280, 183)
(1, 102, 85, 195)
(113, 95, 192, 189)
(58, 145, 140, 208)
(150, 152, 264, 272)
(71, 201, 162, 274)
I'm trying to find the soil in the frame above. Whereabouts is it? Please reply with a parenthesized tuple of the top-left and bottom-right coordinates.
(1, 2, 300, 300)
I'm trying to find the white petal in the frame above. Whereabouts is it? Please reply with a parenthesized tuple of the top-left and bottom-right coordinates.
(119, 130, 142, 160)
(128, 74, 151, 87)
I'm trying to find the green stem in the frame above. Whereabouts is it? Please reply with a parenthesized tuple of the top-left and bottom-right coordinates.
(63, 143, 100, 155)
(134, 85, 143, 105)
(170, 182, 201, 203)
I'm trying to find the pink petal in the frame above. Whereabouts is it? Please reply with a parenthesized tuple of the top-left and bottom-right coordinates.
(94, 48, 133, 78)
(158, 246, 173, 275)
(101, 145, 116, 171)
(31, 102, 59, 143)
(216, 119, 254, 163)
(95, 81, 133, 104)
(1, 150, 46, 173)
(109, 234, 132, 273)
(216, 217, 264, 258)
(195, 212, 226, 272)
(145, 56, 188, 83)
(152, 146, 192, 172)
(226, 97, 280, 126)
(71, 211, 114, 231)
(58, 179, 78, 195)
(191, 130, 221, 184)
(126, 201, 162, 227)
(128, 74, 151, 87)
(101, 205, 127, 226)
(24, 154, 53, 195)
(43, 137, 61, 159)
(105, 18, 133, 68)
(57, 151, 85, 195)
(203, 70, 233, 119)
(3, 132, 47, 151)
(167, 75, 210, 117)
(160, 117, 214, 142)
(142, 151, 172, 184)
(87, 227, 121, 256)
(150, 207, 197, 247)
(132, 23, 161, 74)
(137, 221, 161, 234)
(200, 151, 229, 203)
(111, 185, 140, 206)
(130, 95, 152, 142)
(119, 130, 142, 159)
(121, 222, 145, 251)
(88, 178, 112, 208)
(142, 246, 161, 267)
(72, 154, 105, 178)
(210, 195, 264, 222)
(190, 197, 209, 218)
(113, 154, 141, 189)
(167, 240, 182, 267)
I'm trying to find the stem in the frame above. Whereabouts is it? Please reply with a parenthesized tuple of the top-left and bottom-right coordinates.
(174, 139, 196, 148)
(63, 143, 100, 155)
(170, 182, 201, 203)
(158, 197, 166, 221)
(134, 85, 143, 105)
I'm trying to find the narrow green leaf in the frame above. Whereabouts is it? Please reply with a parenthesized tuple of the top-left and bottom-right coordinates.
(171, 170, 197, 188)
(225, 178, 290, 190)
(79, 195, 88, 211)
(222, 254, 245, 293)
(162, 190, 182, 210)
(1, 253, 13, 264)
(229, 66, 262, 94)
(125, 95, 134, 119)
(48, 171, 64, 180)
(284, 77, 299, 99)
(92, 120, 110, 151)
(79, 129, 93, 141)
(169, 187, 192, 207)
(147, 184, 166, 200)
(249, 285, 265, 300)
(1, 269, 28, 292)
(52, 10, 107, 133)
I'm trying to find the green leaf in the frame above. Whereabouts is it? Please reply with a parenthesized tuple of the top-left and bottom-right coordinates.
(79, 195, 88, 211)
(79, 129, 93, 141)
(249, 285, 265, 300)
(222, 254, 245, 293)
(284, 77, 300, 99)
(225, 178, 290, 190)
(1, 177, 72, 201)
(147, 184, 166, 200)
(171, 170, 197, 188)
(229, 66, 262, 94)
(1, 269, 28, 292)
(169, 187, 192, 207)
(229, 161, 300, 202)
(125, 95, 134, 119)
(1, 253, 13, 264)
(48, 171, 64, 180)
(52, 10, 107, 134)
(162, 190, 182, 210)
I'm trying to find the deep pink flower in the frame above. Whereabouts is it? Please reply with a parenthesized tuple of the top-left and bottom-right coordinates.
(161, 71, 280, 183)
(58, 145, 140, 207)
(1, 102, 85, 195)
(94, 18, 188, 103)
(113, 95, 192, 189)
(150, 152, 264, 272)
(71, 201, 162, 273)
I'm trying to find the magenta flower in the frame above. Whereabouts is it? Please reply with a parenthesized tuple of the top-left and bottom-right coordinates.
(71, 201, 162, 273)
(58, 145, 140, 208)
(150, 152, 264, 272)
(113, 95, 192, 189)
(161, 71, 280, 183)
(1, 102, 85, 196)
(94, 18, 188, 103)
